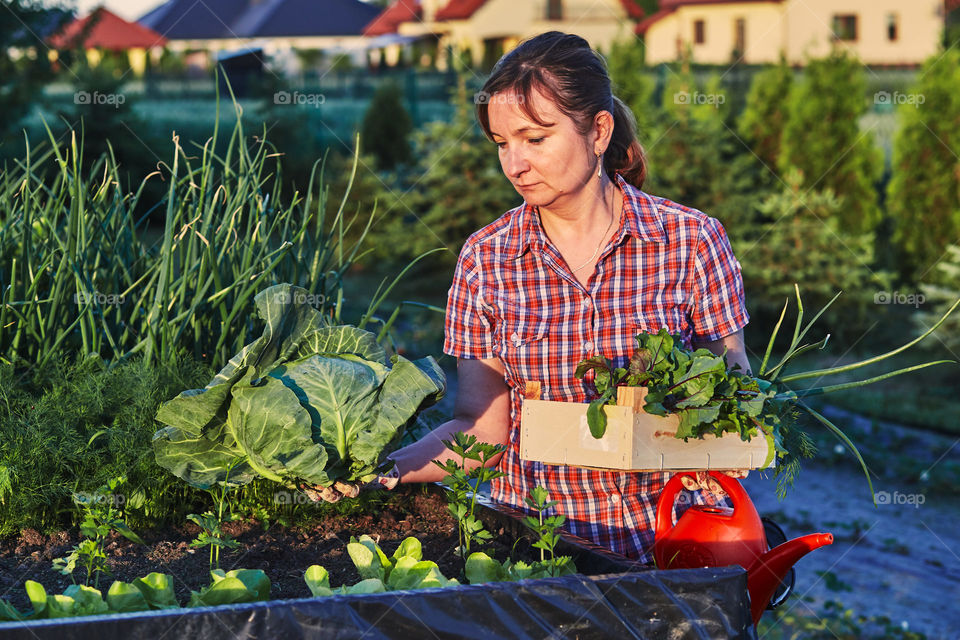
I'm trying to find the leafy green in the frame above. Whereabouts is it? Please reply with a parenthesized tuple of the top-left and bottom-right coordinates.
(306, 535, 456, 596)
(153, 284, 446, 491)
(577, 328, 775, 442)
(464, 552, 576, 584)
(105, 581, 150, 613)
(130, 572, 179, 609)
(187, 569, 271, 607)
(24, 581, 110, 619)
(575, 287, 960, 501)
(432, 432, 506, 562)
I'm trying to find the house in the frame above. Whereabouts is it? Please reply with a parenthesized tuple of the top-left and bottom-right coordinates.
(138, 0, 382, 72)
(47, 7, 167, 75)
(637, 0, 945, 66)
(362, 0, 645, 69)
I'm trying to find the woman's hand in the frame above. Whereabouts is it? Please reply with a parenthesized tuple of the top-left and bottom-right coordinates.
(298, 465, 400, 504)
(679, 470, 749, 498)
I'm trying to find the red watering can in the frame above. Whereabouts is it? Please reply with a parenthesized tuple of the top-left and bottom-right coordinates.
(654, 471, 833, 626)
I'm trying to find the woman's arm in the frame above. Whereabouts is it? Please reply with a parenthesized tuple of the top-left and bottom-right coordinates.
(390, 357, 511, 483)
(692, 328, 751, 375)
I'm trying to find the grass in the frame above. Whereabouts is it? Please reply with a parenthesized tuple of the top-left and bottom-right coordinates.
(758, 598, 927, 639)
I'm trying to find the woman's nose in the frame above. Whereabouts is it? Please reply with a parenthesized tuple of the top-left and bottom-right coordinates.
(501, 147, 528, 179)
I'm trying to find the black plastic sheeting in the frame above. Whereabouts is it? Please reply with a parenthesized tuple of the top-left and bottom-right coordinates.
(0, 568, 756, 639)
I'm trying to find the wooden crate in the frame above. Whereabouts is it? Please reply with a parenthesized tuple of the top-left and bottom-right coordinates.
(519, 382, 774, 472)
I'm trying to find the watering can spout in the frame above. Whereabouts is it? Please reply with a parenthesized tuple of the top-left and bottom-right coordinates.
(747, 532, 834, 625)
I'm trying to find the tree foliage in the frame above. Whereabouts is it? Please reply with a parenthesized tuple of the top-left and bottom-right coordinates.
(738, 57, 793, 171)
(605, 36, 656, 136)
(735, 168, 890, 340)
(361, 82, 413, 171)
(370, 79, 518, 267)
(886, 49, 960, 283)
(779, 52, 884, 234)
(644, 68, 775, 237)
(0, 0, 69, 144)
(917, 244, 960, 354)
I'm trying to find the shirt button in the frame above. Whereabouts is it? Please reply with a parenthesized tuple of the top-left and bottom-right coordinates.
(609, 494, 621, 504)
(583, 341, 593, 352)
(582, 298, 591, 307)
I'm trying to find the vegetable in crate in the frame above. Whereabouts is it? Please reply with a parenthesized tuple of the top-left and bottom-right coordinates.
(152, 283, 446, 491)
(576, 287, 959, 499)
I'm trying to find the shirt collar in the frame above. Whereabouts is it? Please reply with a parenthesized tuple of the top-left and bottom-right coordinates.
(511, 173, 666, 260)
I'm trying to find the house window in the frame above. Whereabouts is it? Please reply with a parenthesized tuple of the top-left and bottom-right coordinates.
(887, 13, 898, 41)
(832, 14, 858, 41)
(694, 19, 705, 44)
(546, 0, 563, 20)
(734, 17, 746, 54)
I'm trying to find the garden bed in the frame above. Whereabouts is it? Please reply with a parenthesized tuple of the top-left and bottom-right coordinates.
(0, 485, 757, 638)
(0, 485, 635, 612)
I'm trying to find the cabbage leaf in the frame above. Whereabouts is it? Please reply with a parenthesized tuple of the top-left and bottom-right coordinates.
(153, 284, 445, 490)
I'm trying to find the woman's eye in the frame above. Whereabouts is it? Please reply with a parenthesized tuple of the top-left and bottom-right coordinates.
(529, 138, 544, 144)
(495, 141, 506, 149)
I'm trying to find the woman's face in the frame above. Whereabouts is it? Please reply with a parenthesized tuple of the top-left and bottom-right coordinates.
(488, 86, 598, 208)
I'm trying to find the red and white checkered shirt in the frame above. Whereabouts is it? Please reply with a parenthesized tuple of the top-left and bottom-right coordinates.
(443, 174, 750, 563)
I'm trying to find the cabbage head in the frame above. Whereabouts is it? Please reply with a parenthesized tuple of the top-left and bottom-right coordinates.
(152, 284, 445, 490)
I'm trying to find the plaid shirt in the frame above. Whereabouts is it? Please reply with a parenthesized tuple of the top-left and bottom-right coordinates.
(443, 174, 750, 563)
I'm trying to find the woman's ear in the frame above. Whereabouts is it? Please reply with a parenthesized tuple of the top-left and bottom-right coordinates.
(593, 109, 615, 154)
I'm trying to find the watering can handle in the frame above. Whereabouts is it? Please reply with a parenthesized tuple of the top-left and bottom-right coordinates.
(654, 471, 750, 542)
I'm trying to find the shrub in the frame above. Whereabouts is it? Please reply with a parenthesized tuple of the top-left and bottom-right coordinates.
(361, 82, 413, 171)
(735, 169, 891, 342)
(779, 52, 884, 234)
(886, 49, 960, 282)
(738, 57, 794, 171)
(645, 68, 775, 237)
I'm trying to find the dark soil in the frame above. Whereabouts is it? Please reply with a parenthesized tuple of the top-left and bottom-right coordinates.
(0, 487, 529, 614)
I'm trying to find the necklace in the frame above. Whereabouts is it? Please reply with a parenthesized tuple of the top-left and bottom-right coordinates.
(570, 192, 618, 273)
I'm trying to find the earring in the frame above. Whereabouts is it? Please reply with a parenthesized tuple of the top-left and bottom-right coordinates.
(596, 152, 602, 179)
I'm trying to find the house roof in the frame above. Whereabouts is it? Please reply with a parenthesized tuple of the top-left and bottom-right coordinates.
(365, 0, 644, 31)
(49, 7, 167, 50)
(435, 0, 644, 21)
(139, 0, 380, 40)
(434, 0, 486, 21)
(635, 0, 783, 34)
(363, 0, 422, 36)
(138, 0, 251, 40)
(636, 7, 674, 33)
(660, 0, 782, 6)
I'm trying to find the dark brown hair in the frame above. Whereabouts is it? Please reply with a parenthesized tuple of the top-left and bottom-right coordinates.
(476, 31, 647, 189)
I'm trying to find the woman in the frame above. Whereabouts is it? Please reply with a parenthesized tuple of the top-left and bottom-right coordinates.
(313, 31, 751, 563)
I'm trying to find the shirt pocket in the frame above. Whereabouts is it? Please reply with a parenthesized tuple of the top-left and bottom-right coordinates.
(495, 297, 551, 391)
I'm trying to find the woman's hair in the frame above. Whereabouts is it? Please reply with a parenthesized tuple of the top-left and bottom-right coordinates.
(476, 31, 647, 189)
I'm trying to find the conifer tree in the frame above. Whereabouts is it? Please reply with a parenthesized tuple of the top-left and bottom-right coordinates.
(645, 67, 775, 236)
(738, 57, 793, 171)
(886, 49, 960, 283)
(779, 52, 883, 234)
(371, 77, 519, 267)
(361, 82, 413, 171)
(735, 169, 891, 340)
(917, 244, 960, 353)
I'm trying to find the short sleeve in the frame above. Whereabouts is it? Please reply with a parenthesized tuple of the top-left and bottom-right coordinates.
(690, 216, 750, 341)
(444, 243, 497, 359)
